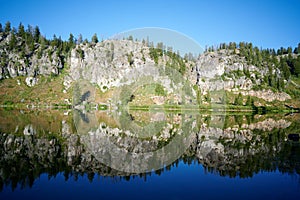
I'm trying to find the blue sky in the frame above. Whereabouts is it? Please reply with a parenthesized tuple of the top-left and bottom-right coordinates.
(0, 0, 299, 50)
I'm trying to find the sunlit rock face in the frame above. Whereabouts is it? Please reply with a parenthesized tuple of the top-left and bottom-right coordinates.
(0, 35, 63, 80)
(70, 44, 290, 103)
(192, 50, 291, 101)
(69, 40, 156, 92)
(0, 32, 291, 103)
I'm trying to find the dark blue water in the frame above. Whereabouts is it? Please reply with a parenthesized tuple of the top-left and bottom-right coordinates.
(1, 160, 300, 200)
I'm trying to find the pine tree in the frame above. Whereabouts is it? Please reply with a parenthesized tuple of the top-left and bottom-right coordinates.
(277, 77, 284, 91)
(268, 74, 276, 87)
(128, 35, 133, 41)
(293, 47, 298, 54)
(4, 21, 11, 34)
(18, 23, 25, 38)
(9, 30, 17, 50)
(26, 25, 34, 37)
(51, 34, 58, 47)
(294, 60, 300, 77)
(282, 62, 291, 80)
(68, 33, 74, 46)
(91, 33, 98, 43)
(229, 42, 236, 50)
(34, 26, 40, 42)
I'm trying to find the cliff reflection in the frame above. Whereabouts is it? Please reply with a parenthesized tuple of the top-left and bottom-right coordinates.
(0, 109, 299, 191)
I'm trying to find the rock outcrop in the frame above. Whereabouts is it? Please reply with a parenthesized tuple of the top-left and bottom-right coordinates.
(192, 50, 291, 101)
(0, 31, 64, 85)
(0, 31, 293, 102)
(69, 40, 157, 92)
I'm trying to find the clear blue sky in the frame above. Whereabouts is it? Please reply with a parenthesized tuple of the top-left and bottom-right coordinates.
(0, 0, 299, 50)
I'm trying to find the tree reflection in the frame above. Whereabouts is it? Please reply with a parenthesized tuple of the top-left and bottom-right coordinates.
(0, 113, 300, 191)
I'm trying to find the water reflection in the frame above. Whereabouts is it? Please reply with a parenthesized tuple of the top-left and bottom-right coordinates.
(0, 108, 300, 191)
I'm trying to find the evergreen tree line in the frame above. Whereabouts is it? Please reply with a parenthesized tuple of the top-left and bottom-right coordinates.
(1, 21, 299, 81)
(206, 41, 300, 79)
(0, 21, 99, 70)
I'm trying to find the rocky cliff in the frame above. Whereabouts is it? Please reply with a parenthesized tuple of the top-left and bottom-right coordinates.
(68, 40, 156, 92)
(0, 28, 299, 105)
(0, 32, 64, 85)
(66, 40, 294, 104)
(192, 50, 291, 101)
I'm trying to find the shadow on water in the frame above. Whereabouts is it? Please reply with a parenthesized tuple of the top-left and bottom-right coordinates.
(0, 108, 300, 191)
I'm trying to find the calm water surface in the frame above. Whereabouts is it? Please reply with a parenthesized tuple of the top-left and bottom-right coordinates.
(0, 109, 299, 199)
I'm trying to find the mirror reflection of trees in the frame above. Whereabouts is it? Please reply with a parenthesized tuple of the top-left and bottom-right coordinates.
(0, 110, 299, 191)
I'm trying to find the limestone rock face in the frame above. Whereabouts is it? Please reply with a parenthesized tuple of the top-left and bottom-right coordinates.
(194, 50, 266, 90)
(1, 53, 62, 79)
(0, 33, 293, 103)
(30, 51, 63, 76)
(191, 50, 291, 101)
(0, 33, 63, 81)
(69, 40, 155, 92)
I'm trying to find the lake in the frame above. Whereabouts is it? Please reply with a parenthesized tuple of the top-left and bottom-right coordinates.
(0, 108, 300, 199)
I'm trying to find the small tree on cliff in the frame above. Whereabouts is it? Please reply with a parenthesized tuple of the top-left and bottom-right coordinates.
(4, 21, 11, 34)
(92, 33, 98, 43)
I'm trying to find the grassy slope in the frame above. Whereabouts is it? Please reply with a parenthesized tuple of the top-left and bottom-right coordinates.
(0, 73, 300, 112)
(0, 75, 71, 106)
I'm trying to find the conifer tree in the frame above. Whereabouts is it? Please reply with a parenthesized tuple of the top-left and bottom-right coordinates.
(92, 33, 98, 43)
(4, 21, 11, 34)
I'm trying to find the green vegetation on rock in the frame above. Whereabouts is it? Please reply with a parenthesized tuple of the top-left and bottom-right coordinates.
(0, 22, 299, 112)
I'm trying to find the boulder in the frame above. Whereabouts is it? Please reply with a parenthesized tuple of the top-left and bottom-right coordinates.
(25, 76, 38, 87)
